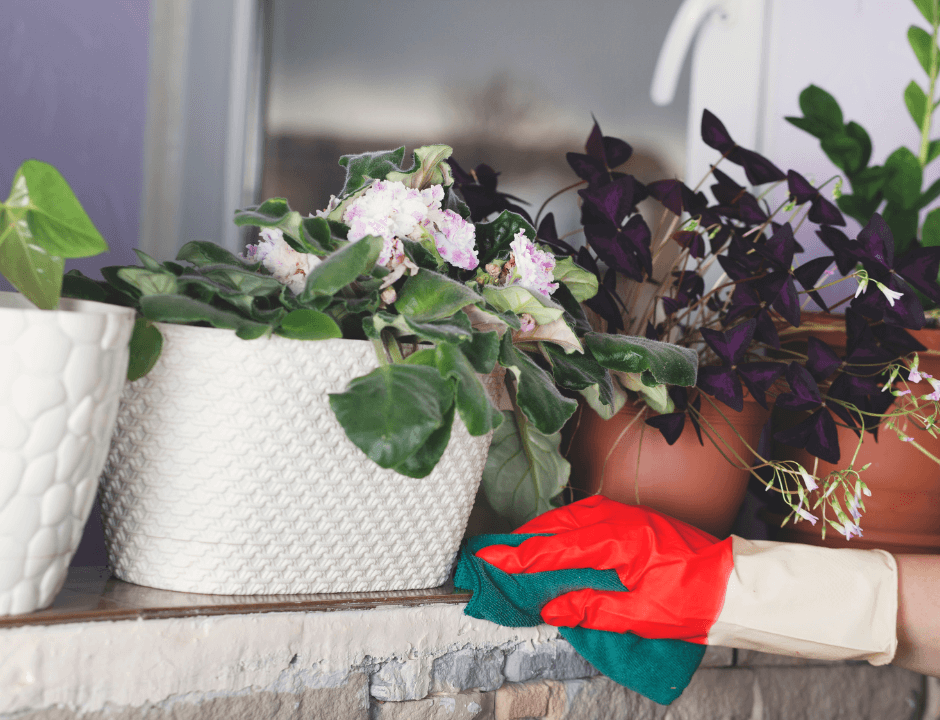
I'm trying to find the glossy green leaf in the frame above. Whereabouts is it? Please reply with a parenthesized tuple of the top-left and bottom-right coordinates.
(0, 206, 64, 309)
(435, 342, 502, 436)
(367, 310, 473, 345)
(61, 270, 110, 304)
(913, 0, 939, 25)
(883, 203, 920, 256)
(584, 333, 698, 386)
(275, 308, 341, 340)
(820, 132, 863, 175)
(909, 24, 937, 74)
(385, 145, 454, 189)
(127, 319, 164, 381)
(906, 80, 929, 129)
(116, 268, 178, 296)
(138, 294, 268, 336)
(8, 160, 108, 259)
(397, 270, 482, 321)
(542, 342, 613, 402)
(337, 147, 406, 197)
(475, 210, 536, 265)
(883, 147, 923, 209)
(177, 241, 243, 267)
(552, 256, 599, 302)
(798, 85, 844, 134)
(481, 285, 564, 326)
(922, 207, 940, 247)
(481, 410, 569, 526)
(328, 364, 452, 469)
(498, 332, 577, 435)
(392, 403, 456, 478)
(844, 122, 873, 171)
(299, 235, 383, 301)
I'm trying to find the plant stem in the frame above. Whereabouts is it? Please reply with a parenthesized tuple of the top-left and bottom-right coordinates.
(919, 14, 940, 166)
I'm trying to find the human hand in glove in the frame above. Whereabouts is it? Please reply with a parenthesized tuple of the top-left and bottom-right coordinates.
(476, 496, 898, 664)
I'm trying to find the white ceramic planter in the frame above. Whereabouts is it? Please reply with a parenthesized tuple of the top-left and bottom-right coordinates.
(100, 323, 494, 595)
(0, 292, 134, 615)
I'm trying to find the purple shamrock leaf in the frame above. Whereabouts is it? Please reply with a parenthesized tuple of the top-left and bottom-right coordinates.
(536, 213, 576, 256)
(786, 170, 845, 226)
(775, 362, 822, 411)
(645, 412, 686, 445)
(792, 256, 835, 311)
(817, 225, 860, 276)
(774, 409, 840, 464)
(738, 362, 786, 409)
(697, 365, 744, 412)
(806, 337, 842, 381)
(700, 318, 757, 366)
(578, 175, 647, 225)
(894, 245, 940, 303)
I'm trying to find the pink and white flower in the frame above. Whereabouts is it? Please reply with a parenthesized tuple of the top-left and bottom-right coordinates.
(509, 231, 558, 297)
(242, 228, 320, 295)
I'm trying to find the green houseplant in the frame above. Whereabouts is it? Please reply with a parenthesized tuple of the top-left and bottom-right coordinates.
(65, 145, 698, 594)
(0, 160, 135, 615)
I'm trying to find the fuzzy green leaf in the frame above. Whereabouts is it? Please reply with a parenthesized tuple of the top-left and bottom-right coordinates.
(385, 145, 454, 190)
(392, 403, 456, 478)
(481, 285, 564, 326)
(397, 270, 482, 321)
(481, 410, 569, 526)
(117, 268, 178, 296)
(275, 308, 341, 340)
(475, 210, 536, 265)
(337, 147, 406, 197)
(542, 342, 614, 403)
(138, 294, 268, 336)
(233, 198, 306, 252)
(328, 363, 453, 469)
(435, 342, 502, 436)
(498, 332, 577, 435)
(177, 241, 243, 267)
(460, 330, 501, 374)
(553, 256, 599, 302)
(299, 235, 384, 300)
(127, 319, 164, 381)
(584, 333, 698, 386)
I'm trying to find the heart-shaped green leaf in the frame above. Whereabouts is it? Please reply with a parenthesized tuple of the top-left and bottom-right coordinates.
(0, 206, 64, 309)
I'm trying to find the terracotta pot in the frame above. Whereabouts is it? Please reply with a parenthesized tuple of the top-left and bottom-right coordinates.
(771, 314, 940, 553)
(565, 396, 770, 538)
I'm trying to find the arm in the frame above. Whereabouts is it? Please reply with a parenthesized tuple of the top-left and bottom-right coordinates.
(894, 554, 940, 677)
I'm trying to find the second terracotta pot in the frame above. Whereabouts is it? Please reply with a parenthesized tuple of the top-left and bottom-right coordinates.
(565, 396, 770, 538)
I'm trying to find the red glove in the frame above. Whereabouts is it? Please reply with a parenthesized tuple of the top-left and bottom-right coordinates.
(476, 495, 898, 665)
(475, 496, 734, 643)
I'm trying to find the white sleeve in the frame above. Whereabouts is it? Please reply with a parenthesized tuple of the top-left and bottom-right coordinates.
(706, 537, 898, 665)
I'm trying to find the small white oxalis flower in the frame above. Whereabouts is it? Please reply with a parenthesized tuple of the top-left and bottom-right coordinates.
(242, 227, 320, 295)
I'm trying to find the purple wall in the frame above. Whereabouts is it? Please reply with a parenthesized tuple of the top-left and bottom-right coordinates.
(0, 0, 149, 278)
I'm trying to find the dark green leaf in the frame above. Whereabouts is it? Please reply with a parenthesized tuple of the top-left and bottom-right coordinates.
(475, 210, 536, 265)
(385, 145, 454, 190)
(392, 403, 456, 478)
(235, 324, 271, 340)
(116, 267, 178, 296)
(542, 342, 614, 406)
(337, 147, 406, 197)
(127, 319, 164, 381)
(844, 121, 873, 172)
(551, 283, 594, 336)
(233, 198, 304, 250)
(101, 265, 142, 301)
(300, 216, 340, 255)
(906, 80, 929, 129)
(200, 266, 285, 296)
(882, 203, 920, 255)
(850, 166, 886, 201)
(918, 176, 940, 209)
(928, 139, 940, 165)
(798, 85, 844, 134)
(498, 332, 577, 435)
(328, 363, 452, 468)
(177, 241, 243, 267)
(12, 160, 108, 258)
(0, 206, 64, 309)
(883, 147, 923, 209)
(61, 270, 110, 303)
(784, 115, 830, 140)
(922, 207, 940, 247)
(275, 308, 341, 340)
(820, 132, 863, 175)
(435, 342, 502, 436)
(139, 294, 268, 336)
(134, 249, 164, 272)
(397, 270, 482, 321)
(460, 330, 501, 374)
(836, 193, 882, 225)
(481, 410, 569, 526)
(909, 25, 936, 74)
(299, 235, 383, 301)
(400, 238, 440, 270)
(585, 333, 698, 386)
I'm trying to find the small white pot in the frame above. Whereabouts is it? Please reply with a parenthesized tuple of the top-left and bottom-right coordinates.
(100, 323, 494, 595)
(0, 292, 134, 615)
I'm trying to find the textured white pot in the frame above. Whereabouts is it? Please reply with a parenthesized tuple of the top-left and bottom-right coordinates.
(100, 323, 494, 595)
(0, 292, 134, 615)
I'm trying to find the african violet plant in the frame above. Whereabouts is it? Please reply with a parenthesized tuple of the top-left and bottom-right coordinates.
(64, 145, 697, 525)
(452, 111, 940, 539)
(0, 160, 108, 309)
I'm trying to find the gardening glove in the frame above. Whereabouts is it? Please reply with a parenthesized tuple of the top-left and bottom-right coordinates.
(475, 496, 898, 665)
